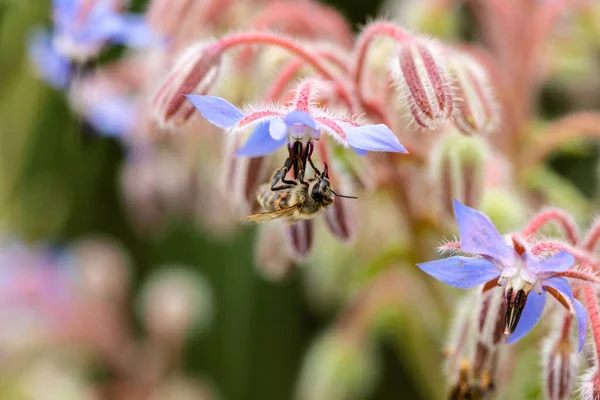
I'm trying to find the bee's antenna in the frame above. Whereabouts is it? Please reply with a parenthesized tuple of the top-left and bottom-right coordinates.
(331, 190, 358, 199)
(322, 163, 329, 178)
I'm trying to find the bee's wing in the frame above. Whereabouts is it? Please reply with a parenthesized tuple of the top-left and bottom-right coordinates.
(242, 206, 298, 223)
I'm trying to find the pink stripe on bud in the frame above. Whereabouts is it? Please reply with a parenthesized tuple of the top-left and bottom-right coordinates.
(283, 221, 313, 260)
(152, 42, 222, 129)
(390, 39, 453, 129)
(448, 53, 499, 136)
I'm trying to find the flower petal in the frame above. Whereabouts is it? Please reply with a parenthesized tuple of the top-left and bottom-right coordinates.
(543, 276, 587, 352)
(352, 147, 368, 156)
(284, 110, 318, 130)
(85, 96, 136, 138)
(453, 200, 515, 267)
(526, 250, 575, 276)
(28, 30, 72, 89)
(236, 122, 286, 157)
(269, 118, 288, 141)
(106, 14, 160, 48)
(345, 124, 408, 153)
(417, 256, 500, 289)
(185, 95, 245, 128)
(507, 289, 547, 344)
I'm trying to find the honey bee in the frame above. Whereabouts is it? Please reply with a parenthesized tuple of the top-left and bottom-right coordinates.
(243, 163, 357, 223)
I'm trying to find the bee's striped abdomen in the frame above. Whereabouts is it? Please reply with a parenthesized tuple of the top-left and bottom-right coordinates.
(257, 188, 292, 211)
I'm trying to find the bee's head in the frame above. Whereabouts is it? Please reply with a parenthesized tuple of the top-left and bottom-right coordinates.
(309, 164, 357, 205)
(310, 174, 334, 205)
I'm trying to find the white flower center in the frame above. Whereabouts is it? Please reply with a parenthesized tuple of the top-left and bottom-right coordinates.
(288, 124, 319, 143)
(498, 261, 541, 295)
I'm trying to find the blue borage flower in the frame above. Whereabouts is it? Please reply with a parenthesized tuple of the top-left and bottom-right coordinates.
(418, 200, 587, 351)
(184, 94, 408, 157)
(28, 0, 157, 89)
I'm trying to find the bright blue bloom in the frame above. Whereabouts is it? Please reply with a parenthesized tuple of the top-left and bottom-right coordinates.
(418, 200, 587, 351)
(185, 94, 408, 157)
(29, 0, 158, 88)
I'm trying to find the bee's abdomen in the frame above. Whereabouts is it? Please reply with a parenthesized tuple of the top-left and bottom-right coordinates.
(257, 188, 291, 211)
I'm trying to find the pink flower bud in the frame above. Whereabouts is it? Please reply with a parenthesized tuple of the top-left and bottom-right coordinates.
(431, 131, 488, 218)
(220, 135, 271, 216)
(542, 322, 578, 400)
(389, 38, 454, 129)
(448, 52, 499, 136)
(152, 42, 222, 129)
(323, 177, 357, 242)
(283, 220, 313, 260)
(138, 266, 213, 343)
(71, 237, 131, 303)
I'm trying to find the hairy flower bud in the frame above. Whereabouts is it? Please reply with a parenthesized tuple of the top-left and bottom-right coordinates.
(220, 134, 271, 216)
(448, 52, 498, 136)
(542, 326, 578, 400)
(431, 130, 488, 218)
(581, 367, 600, 400)
(152, 42, 222, 129)
(138, 266, 213, 343)
(323, 176, 357, 242)
(284, 220, 313, 260)
(476, 290, 506, 348)
(71, 237, 131, 303)
(295, 332, 378, 400)
(389, 39, 453, 129)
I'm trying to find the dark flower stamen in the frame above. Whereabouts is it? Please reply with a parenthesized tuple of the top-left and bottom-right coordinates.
(504, 288, 528, 334)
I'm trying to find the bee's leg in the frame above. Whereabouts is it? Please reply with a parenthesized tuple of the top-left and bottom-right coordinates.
(305, 142, 321, 177)
(271, 158, 296, 191)
(308, 156, 321, 177)
(298, 163, 309, 187)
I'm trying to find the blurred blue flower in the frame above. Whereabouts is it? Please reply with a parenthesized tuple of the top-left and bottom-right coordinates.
(84, 94, 137, 138)
(28, 0, 158, 89)
(417, 200, 587, 351)
(185, 94, 408, 157)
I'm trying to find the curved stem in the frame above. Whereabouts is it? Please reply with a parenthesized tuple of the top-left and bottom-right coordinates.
(584, 285, 600, 362)
(581, 218, 600, 252)
(521, 208, 578, 244)
(352, 22, 412, 104)
(521, 112, 600, 168)
(213, 32, 357, 112)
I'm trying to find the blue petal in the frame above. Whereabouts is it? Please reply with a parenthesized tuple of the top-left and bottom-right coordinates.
(345, 124, 408, 153)
(185, 95, 245, 128)
(28, 30, 72, 89)
(85, 96, 135, 138)
(352, 147, 368, 156)
(507, 289, 547, 344)
(284, 110, 318, 130)
(269, 118, 288, 140)
(573, 298, 588, 353)
(453, 200, 515, 267)
(526, 250, 575, 276)
(236, 122, 286, 157)
(417, 256, 500, 289)
(104, 14, 160, 48)
(543, 276, 588, 352)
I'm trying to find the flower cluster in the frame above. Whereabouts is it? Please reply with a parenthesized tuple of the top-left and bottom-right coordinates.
(20, 0, 600, 399)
